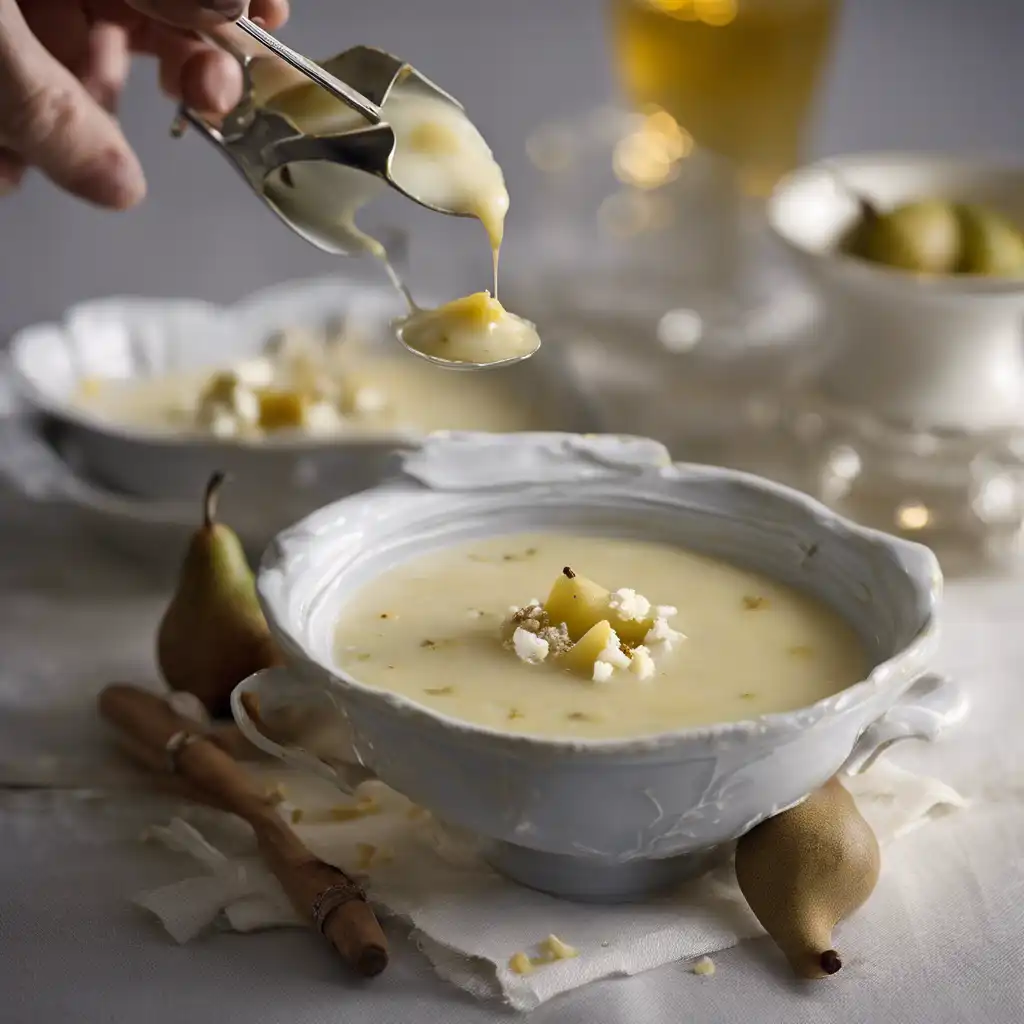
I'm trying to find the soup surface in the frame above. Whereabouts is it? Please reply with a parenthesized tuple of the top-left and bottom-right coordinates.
(72, 328, 549, 439)
(333, 532, 867, 739)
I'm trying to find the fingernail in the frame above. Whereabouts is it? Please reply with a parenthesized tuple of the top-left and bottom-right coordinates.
(200, 0, 247, 16)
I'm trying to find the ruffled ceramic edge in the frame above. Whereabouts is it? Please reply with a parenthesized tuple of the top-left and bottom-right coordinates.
(257, 430, 943, 757)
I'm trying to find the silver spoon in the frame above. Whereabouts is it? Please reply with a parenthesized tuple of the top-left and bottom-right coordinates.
(177, 21, 540, 371)
(392, 314, 541, 371)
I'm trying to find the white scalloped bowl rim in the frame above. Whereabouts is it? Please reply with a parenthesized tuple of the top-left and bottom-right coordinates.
(768, 150, 1024, 299)
(257, 436, 942, 757)
(8, 276, 599, 450)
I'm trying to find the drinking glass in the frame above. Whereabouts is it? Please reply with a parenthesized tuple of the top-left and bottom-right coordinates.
(505, 0, 842, 467)
(606, 0, 841, 348)
(609, 0, 839, 200)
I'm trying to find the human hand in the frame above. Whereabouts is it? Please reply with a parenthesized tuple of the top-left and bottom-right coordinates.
(0, 0, 289, 208)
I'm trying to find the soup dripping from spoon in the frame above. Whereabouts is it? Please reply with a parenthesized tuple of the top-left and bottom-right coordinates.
(175, 20, 542, 371)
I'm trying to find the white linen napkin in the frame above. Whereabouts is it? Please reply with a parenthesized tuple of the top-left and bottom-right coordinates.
(134, 758, 965, 1012)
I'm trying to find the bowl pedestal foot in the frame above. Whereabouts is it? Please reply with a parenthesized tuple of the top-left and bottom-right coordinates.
(484, 841, 728, 904)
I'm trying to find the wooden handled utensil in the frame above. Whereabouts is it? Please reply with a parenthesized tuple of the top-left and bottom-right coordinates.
(99, 683, 389, 978)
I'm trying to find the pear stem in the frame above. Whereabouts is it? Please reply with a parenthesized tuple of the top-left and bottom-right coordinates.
(823, 164, 881, 220)
(203, 471, 228, 529)
(562, 567, 576, 579)
(820, 950, 843, 975)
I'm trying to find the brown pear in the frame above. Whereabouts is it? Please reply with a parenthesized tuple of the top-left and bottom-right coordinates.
(734, 776, 880, 979)
(157, 472, 281, 718)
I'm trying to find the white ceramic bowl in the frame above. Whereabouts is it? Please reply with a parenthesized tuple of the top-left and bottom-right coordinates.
(768, 153, 1024, 433)
(9, 276, 599, 519)
(232, 432, 967, 902)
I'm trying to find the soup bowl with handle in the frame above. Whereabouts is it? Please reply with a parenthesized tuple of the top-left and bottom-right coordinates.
(232, 432, 967, 902)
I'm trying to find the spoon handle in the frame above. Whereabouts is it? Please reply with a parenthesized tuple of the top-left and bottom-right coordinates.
(235, 17, 383, 123)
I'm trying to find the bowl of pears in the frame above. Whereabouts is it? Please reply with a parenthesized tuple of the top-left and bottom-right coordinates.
(769, 153, 1024, 435)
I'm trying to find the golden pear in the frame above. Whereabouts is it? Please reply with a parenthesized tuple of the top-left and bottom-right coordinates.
(735, 776, 880, 979)
(560, 620, 618, 676)
(543, 566, 654, 644)
(956, 203, 1024, 276)
(156, 472, 281, 718)
(543, 567, 611, 641)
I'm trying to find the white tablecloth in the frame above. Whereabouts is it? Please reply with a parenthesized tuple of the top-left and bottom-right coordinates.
(2, 480, 1024, 1024)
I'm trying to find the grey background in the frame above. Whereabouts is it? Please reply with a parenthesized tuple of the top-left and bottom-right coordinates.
(2, 0, 1023, 334)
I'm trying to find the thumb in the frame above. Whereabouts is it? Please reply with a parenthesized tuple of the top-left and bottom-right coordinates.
(125, 1, 247, 31)
(0, 0, 145, 208)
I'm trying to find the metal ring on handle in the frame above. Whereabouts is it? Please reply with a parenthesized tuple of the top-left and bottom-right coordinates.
(311, 878, 368, 934)
(165, 730, 202, 774)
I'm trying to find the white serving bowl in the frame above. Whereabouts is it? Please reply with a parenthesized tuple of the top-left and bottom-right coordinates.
(768, 153, 1024, 433)
(9, 276, 599, 521)
(231, 432, 967, 902)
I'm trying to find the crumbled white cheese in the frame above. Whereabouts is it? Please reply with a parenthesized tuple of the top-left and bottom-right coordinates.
(513, 627, 550, 664)
(629, 645, 656, 680)
(206, 410, 241, 437)
(303, 400, 346, 435)
(608, 587, 652, 622)
(350, 385, 388, 415)
(592, 661, 615, 683)
(196, 372, 260, 434)
(507, 602, 543, 623)
(596, 635, 631, 671)
(645, 616, 686, 650)
(655, 604, 678, 618)
(233, 357, 275, 388)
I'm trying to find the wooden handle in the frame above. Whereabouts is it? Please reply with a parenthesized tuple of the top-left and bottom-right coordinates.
(98, 684, 389, 977)
(100, 684, 195, 753)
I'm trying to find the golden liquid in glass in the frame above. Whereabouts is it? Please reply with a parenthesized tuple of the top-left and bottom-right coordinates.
(609, 0, 840, 196)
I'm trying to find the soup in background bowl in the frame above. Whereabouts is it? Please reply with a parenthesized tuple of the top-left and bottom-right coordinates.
(9, 278, 598, 510)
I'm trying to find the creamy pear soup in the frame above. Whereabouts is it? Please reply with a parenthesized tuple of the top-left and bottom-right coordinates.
(333, 533, 868, 739)
(72, 326, 549, 439)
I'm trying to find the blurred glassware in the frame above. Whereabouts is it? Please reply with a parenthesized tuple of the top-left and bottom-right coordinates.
(786, 389, 1024, 575)
(608, 0, 839, 199)
(602, 0, 840, 356)
(500, 1, 843, 471)
(502, 103, 819, 470)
